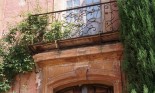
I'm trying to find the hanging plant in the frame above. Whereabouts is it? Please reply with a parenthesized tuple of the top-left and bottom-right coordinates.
(43, 21, 72, 42)
(0, 13, 73, 92)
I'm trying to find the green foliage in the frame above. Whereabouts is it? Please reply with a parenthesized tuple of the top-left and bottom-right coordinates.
(0, 14, 71, 92)
(43, 21, 72, 42)
(0, 62, 10, 92)
(143, 85, 149, 93)
(118, 0, 155, 92)
(131, 89, 137, 93)
(131, 85, 155, 93)
(44, 21, 62, 42)
(0, 80, 10, 93)
(5, 14, 48, 45)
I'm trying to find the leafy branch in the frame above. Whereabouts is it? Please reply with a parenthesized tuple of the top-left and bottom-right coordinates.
(118, 0, 155, 92)
(0, 14, 72, 92)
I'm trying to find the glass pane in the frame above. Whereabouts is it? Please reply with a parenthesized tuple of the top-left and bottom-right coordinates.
(86, 9, 93, 20)
(82, 86, 87, 93)
(73, 0, 80, 7)
(86, 5, 101, 20)
(67, 0, 72, 8)
(86, 0, 93, 5)
(93, 0, 100, 3)
(66, 10, 73, 22)
(94, 6, 101, 18)
(86, 0, 100, 4)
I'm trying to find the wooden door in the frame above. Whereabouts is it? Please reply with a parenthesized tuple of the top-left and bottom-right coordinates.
(56, 84, 113, 93)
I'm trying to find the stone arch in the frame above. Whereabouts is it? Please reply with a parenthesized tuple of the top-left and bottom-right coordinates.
(46, 68, 122, 93)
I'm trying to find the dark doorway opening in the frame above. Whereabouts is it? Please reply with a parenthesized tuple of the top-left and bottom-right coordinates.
(56, 84, 113, 93)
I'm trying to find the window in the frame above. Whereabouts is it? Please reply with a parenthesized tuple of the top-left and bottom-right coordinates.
(86, 0, 100, 5)
(66, 0, 80, 23)
(66, 0, 100, 8)
(65, 0, 101, 37)
(84, 0, 101, 36)
(66, 0, 80, 8)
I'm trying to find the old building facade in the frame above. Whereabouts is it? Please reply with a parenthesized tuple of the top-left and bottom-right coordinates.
(0, 0, 124, 93)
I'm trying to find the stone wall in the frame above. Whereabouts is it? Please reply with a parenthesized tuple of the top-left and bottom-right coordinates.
(8, 72, 37, 93)
(33, 43, 123, 93)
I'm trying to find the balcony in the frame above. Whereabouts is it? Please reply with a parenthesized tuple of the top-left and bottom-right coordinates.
(29, 1, 120, 54)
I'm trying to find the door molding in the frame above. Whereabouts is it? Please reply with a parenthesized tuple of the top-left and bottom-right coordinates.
(46, 69, 122, 93)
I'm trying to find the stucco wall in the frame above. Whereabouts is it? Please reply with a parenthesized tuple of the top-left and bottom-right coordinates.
(8, 72, 37, 93)
(0, 0, 53, 38)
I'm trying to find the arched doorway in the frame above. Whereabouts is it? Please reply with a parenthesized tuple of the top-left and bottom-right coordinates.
(56, 84, 113, 93)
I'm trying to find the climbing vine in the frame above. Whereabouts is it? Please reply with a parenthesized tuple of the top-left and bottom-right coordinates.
(118, 0, 155, 93)
(0, 14, 71, 92)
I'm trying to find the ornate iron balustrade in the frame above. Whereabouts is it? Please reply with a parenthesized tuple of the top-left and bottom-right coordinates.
(33, 1, 119, 40)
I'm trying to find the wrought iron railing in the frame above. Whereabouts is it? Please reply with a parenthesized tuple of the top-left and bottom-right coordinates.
(33, 1, 119, 40)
